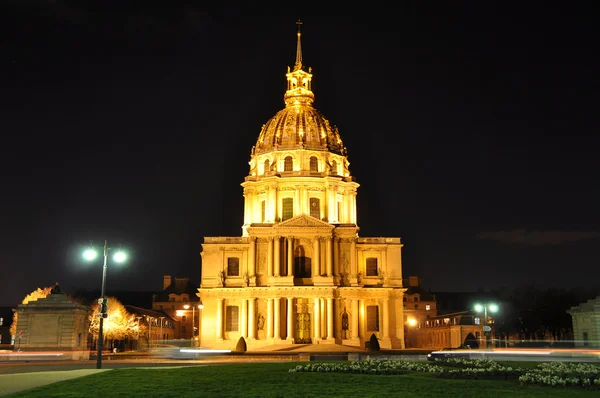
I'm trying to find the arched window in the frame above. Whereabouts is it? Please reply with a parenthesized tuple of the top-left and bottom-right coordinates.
(284, 156, 293, 172)
(331, 160, 337, 174)
(264, 159, 270, 174)
(282, 198, 294, 221)
(309, 156, 318, 172)
(310, 198, 320, 219)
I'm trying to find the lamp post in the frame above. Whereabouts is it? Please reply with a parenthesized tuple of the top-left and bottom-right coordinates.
(474, 303, 498, 348)
(83, 240, 127, 369)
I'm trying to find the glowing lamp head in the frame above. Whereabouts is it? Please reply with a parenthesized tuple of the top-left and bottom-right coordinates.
(83, 248, 98, 261)
(407, 318, 417, 327)
(113, 251, 127, 263)
(488, 304, 499, 313)
(474, 304, 484, 313)
(183, 304, 190, 310)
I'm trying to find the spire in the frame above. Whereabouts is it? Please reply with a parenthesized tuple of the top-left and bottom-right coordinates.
(294, 19, 303, 71)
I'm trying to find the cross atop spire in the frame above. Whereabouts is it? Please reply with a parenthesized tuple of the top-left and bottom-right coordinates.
(294, 19, 303, 71)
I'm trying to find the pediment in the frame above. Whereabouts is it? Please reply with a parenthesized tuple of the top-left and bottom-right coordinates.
(275, 214, 334, 229)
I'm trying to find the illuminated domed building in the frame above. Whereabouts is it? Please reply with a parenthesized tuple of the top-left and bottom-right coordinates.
(199, 24, 406, 350)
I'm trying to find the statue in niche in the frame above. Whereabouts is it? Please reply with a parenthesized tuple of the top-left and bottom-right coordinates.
(257, 314, 266, 331)
(340, 252, 349, 274)
(341, 310, 349, 331)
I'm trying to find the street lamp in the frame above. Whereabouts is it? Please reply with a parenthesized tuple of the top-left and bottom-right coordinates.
(83, 240, 127, 369)
(183, 302, 203, 347)
(474, 302, 498, 348)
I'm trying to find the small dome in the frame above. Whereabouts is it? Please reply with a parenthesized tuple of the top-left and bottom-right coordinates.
(254, 105, 346, 156)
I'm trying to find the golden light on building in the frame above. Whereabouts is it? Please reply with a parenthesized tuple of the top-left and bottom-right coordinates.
(199, 22, 406, 350)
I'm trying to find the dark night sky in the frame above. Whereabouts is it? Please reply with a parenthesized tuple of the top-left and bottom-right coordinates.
(1, 3, 598, 306)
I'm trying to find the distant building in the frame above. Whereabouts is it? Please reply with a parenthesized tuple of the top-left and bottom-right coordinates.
(567, 295, 600, 348)
(152, 275, 201, 344)
(0, 307, 14, 349)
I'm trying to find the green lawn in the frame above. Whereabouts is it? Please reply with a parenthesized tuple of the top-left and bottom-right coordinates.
(11, 362, 599, 398)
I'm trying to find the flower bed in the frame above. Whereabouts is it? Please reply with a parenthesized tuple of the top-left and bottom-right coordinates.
(288, 358, 600, 389)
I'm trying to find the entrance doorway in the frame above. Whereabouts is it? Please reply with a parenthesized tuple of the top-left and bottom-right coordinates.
(295, 313, 312, 344)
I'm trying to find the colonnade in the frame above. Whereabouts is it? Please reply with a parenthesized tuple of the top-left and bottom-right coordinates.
(212, 296, 390, 342)
(247, 236, 336, 279)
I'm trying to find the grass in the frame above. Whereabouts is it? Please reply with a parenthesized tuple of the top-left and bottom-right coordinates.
(11, 361, 600, 398)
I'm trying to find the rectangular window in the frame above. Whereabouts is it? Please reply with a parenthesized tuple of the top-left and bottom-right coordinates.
(261, 201, 266, 222)
(337, 202, 342, 222)
(309, 197, 320, 219)
(365, 257, 378, 277)
(226, 306, 239, 332)
(425, 304, 431, 311)
(282, 198, 293, 221)
(227, 257, 240, 276)
(474, 317, 481, 325)
(0, 317, 3, 326)
(583, 331, 589, 346)
(366, 305, 379, 331)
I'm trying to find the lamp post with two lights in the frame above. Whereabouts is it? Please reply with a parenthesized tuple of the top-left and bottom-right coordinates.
(83, 240, 127, 369)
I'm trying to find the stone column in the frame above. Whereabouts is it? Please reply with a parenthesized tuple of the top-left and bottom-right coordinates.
(267, 298, 273, 339)
(287, 297, 294, 341)
(313, 237, 320, 277)
(326, 236, 333, 276)
(326, 297, 334, 339)
(351, 299, 359, 339)
(313, 297, 321, 341)
(241, 298, 248, 338)
(269, 185, 277, 222)
(249, 237, 256, 277)
(267, 237, 274, 277)
(295, 185, 301, 215)
(333, 237, 339, 277)
(248, 298, 256, 340)
(350, 239, 357, 278)
(274, 236, 281, 276)
(382, 298, 390, 338)
(243, 191, 250, 225)
(287, 237, 294, 276)
(274, 298, 281, 339)
(216, 298, 223, 340)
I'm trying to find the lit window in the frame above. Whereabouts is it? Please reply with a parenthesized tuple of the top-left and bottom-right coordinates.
(0, 317, 3, 326)
(264, 159, 270, 174)
(284, 156, 293, 172)
(474, 317, 481, 325)
(309, 198, 320, 218)
(425, 304, 430, 311)
(227, 257, 240, 276)
(226, 306, 239, 332)
(331, 160, 337, 174)
(282, 198, 293, 221)
(366, 258, 378, 277)
(309, 156, 318, 172)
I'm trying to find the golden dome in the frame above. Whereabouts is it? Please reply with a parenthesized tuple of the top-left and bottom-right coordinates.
(252, 22, 347, 157)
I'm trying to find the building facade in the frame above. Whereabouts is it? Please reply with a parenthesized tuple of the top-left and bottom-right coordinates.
(199, 26, 406, 350)
(568, 295, 600, 348)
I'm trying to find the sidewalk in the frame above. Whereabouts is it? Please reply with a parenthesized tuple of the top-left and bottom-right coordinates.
(0, 369, 110, 396)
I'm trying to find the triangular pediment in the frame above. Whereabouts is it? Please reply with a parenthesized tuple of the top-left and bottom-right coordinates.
(275, 214, 334, 229)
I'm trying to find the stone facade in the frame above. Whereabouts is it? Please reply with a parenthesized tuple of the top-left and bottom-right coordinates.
(568, 295, 600, 348)
(198, 26, 406, 350)
(14, 285, 90, 360)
